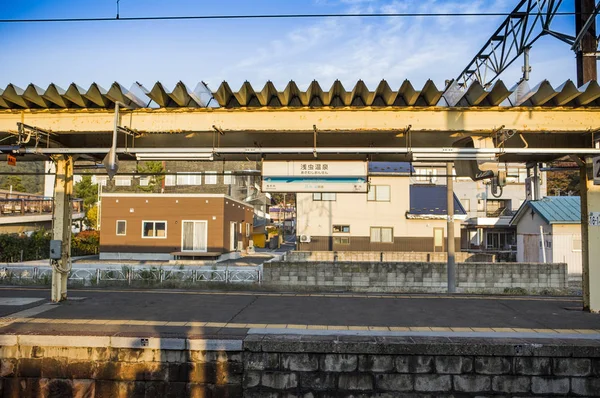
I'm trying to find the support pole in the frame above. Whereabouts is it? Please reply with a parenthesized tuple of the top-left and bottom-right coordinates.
(579, 157, 600, 312)
(447, 163, 456, 293)
(51, 155, 73, 302)
(576, 0, 598, 86)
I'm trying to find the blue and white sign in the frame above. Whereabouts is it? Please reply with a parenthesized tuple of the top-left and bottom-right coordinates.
(262, 161, 368, 193)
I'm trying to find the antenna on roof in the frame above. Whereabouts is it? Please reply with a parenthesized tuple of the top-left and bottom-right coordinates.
(116, 0, 120, 19)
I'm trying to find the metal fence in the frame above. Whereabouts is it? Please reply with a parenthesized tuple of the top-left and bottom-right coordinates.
(0, 266, 261, 286)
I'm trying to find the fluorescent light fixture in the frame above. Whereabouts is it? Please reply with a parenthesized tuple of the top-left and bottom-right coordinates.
(135, 153, 214, 161)
(412, 153, 496, 161)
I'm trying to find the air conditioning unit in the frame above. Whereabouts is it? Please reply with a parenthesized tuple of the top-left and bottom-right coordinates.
(300, 235, 311, 243)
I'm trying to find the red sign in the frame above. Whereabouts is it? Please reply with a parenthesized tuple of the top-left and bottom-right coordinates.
(7, 155, 16, 167)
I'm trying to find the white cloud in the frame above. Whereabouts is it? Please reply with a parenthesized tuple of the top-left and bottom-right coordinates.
(208, 0, 576, 91)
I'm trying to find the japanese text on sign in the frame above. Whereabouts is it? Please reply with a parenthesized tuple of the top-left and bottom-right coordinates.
(299, 163, 329, 175)
(590, 212, 600, 227)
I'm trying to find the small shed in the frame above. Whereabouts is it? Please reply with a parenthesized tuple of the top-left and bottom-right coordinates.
(510, 197, 581, 275)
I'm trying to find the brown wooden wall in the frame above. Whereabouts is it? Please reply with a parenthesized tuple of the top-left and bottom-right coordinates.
(100, 195, 253, 254)
(298, 236, 462, 252)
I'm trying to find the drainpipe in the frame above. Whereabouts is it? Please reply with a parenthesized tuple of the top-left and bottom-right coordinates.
(539, 225, 547, 263)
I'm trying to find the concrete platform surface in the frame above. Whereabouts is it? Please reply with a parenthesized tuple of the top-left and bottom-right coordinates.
(0, 286, 598, 340)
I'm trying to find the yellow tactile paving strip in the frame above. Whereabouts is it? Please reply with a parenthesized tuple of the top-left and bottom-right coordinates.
(3, 317, 599, 335)
(0, 287, 583, 302)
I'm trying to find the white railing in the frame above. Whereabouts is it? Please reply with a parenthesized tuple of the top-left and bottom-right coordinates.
(0, 266, 261, 286)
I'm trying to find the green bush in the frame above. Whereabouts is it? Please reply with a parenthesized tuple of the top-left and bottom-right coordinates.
(0, 230, 50, 262)
(0, 230, 100, 262)
(71, 230, 99, 256)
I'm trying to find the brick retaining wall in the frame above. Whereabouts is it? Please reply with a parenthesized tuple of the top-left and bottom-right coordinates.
(287, 251, 496, 263)
(262, 261, 568, 292)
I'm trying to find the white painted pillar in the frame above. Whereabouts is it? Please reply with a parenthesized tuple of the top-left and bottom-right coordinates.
(580, 158, 600, 312)
(51, 155, 73, 302)
(43, 161, 55, 198)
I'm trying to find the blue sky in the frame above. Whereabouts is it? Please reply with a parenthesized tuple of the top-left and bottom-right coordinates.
(0, 0, 580, 92)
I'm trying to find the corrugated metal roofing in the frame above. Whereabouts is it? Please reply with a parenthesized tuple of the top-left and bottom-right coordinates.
(368, 162, 413, 174)
(528, 196, 581, 224)
(408, 185, 466, 216)
(0, 79, 598, 109)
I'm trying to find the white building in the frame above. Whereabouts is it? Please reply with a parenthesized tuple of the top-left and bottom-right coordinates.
(510, 196, 582, 275)
(413, 163, 546, 261)
(296, 162, 466, 252)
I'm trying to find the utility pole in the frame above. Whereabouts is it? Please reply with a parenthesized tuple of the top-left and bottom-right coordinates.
(575, 0, 598, 85)
(447, 163, 456, 293)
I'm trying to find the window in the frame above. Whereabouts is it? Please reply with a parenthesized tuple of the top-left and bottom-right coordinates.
(176, 173, 202, 186)
(415, 169, 427, 182)
(460, 199, 471, 212)
(333, 225, 350, 233)
(246, 222, 251, 237)
(313, 193, 336, 201)
(224, 171, 234, 185)
(414, 169, 437, 183)
(205, 171, 217, 185)
(142, 221, 167, 238)
(116, 220, 126, 236)
(115, 176, 131, 186)
(139, 177, 150, 187)
(486, 199, 511, 217)
(333, 236, 350, 245)
(486, 232, 515, 250)
(573, 237, 582, 251)
(370, 227, 393, 243)
(93, 176, 108, 186)
(368, 185, 391, 202)
(165, 175, 176, 186)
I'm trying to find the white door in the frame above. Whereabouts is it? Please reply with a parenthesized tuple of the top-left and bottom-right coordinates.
(230, 222, 237, 251)
(182, 221, 207, 252)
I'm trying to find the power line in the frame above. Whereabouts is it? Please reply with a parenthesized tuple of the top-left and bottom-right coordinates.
(0, 11, 581, 24)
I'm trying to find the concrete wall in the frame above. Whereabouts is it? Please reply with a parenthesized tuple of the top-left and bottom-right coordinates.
(1, 334, 598, 397)
(297, 175, 462, 252)
(262, 261, 567, 292)
(0, 336, 243, 397)
(244, 334, 598, 397)
(286, 251, 495, 263)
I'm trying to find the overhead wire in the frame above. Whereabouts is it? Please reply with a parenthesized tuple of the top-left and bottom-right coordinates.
(0, 11, 583, 24)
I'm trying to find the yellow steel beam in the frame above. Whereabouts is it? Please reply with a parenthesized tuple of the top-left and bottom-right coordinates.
(0, 107, 599, 134)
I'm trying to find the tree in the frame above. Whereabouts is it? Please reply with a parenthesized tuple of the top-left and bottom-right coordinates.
(74, 176, 98, 229)
(137, 161, 165, 192)
(86, 204, 98, 229)
(271, 193, 296, 207)
(546, 161, 580, 196)
(0, 176, 26, 193)
(0, 162, 44, 194)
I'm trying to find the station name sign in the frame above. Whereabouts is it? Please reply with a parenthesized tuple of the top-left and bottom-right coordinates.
(261, 161, 368, 193)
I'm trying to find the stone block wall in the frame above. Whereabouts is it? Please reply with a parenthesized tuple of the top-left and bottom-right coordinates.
(286, 251, 495, 263)
(0, 337, 242, 397)
(243, 335, 600, 397)
(262, 261, 568, 292)
(1, 334, 599, 397)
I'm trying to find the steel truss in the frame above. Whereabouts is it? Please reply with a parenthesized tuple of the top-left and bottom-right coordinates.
(455, 0, 568, 88)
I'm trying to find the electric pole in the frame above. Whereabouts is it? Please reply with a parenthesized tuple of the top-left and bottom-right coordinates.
(576, 0, 598, 84)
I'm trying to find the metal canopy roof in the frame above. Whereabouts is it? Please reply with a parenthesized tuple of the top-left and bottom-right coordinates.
(511, 196, 582, 226)
(1, 79, 599, 110)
